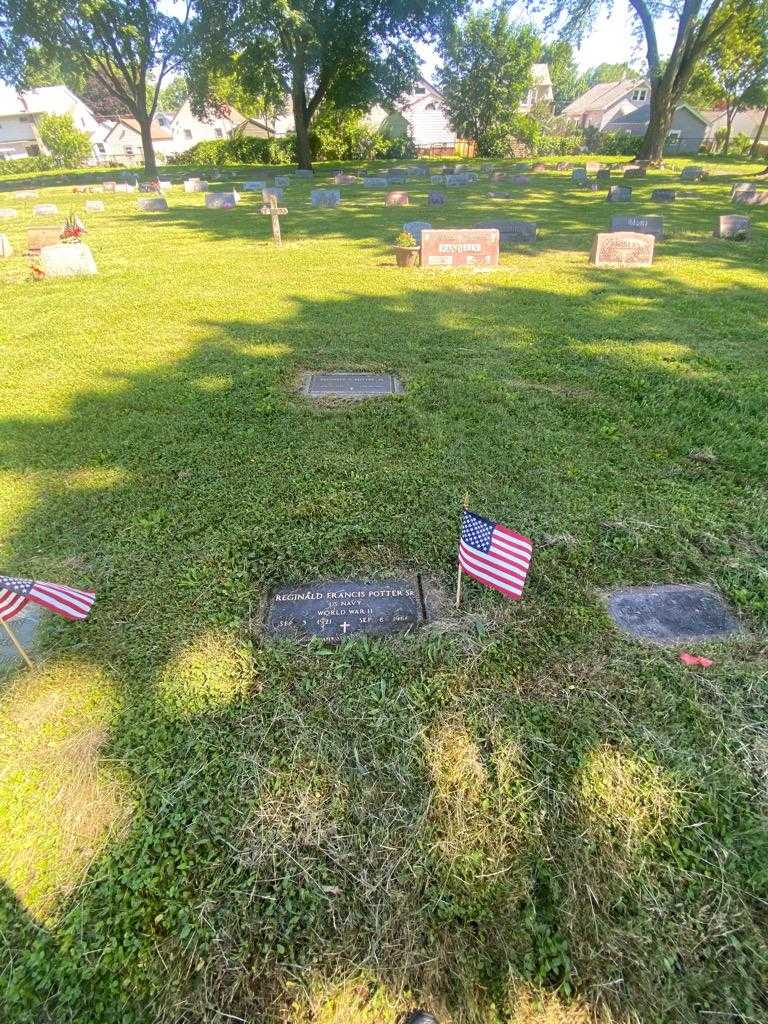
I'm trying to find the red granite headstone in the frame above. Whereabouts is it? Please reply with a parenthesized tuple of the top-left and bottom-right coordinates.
(420, 229, 499, 269)
(590, 231, 654, 268)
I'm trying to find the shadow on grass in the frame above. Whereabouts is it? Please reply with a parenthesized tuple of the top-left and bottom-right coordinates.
(1, 272, 767, 1023)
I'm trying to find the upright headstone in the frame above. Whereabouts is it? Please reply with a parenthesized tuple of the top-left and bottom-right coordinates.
(103, 181, 117, 192)
(0, 208, 18, 219)
(262, 187, 284, 201)
(531, 162, 547, 172)
(731, 182, 756, 201)
(242, 180, 267, 191)
(334, 173, 358, 185)
(590, 231, 655, 268)
(403, 221, 432, 244)
(38, 242, 97, 277)
(473, 219, 537, 245)
(611, 214, 663, 240)
(596, 169, 612, 184)
(420, 228, 499, 269)
(158, 180, 173, 191)
(430, 174, 447, 185)
(651, 189, 676, 202)
(311, 188, 341, 208)
(294, 169, 314, 180)
(607, 185, 632, 202)
(555, 162, 572, 171)
(572, 168, 588, 184)
(427, 191, 446, 206)
(184, 179, 208, 193)
(361, 176, 388, 186)
(680, 166, 705, 182)
(385, 191, 409, 206)
(0, 234, 12, 257)
(624, 167, 646, 179)
(138, 196, 169, 211)
(85, 199, 105, 213)
(274, 175, 291, 187)
(714, 214, 750, 239)
(205, 191, 239, 209)
(735, 188, 768, 206)
(511, 174, 530, 186)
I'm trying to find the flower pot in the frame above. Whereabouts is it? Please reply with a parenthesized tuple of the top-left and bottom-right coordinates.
(394, 245, 418, 267)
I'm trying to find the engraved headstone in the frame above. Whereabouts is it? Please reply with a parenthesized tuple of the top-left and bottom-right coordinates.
(184, 179, 208, 193)
(611, 214, 663, 240)
(303, 372, 403, 399)
(596, 169, 612, 183)
(0, 234, 12, 257)
(624, 167, 646, 179)
(427, 191, 446, 205)
(403, 221, 431, 244)
(242, 180, 267, 191)
(736, 189, 768, 206)
(680, 166, 705, 182)
(590, 231, 654, 268)
(15, 189, 39, 199)
(33, 203, 58, 216)
(651, 188, 676, 202)
(294, 169, 314, 180)
(362, 176, 388, 186)
(85, 200, 105, 213)
(607, 185, 632, 202)
(715, 214, 750, 239)
(311, 188, 341, 208)
(261, 187, 284, 201)
(730, 182, 756, 201)
(274, 175, 291, 187)
(38, 242, 97, 277)
(334, 173, 358, 185)
(473, 219, 537, 245)
(158, 180, 173, 191)
(138, 196, 169, 211)
(0, 208, 18, 219)
(205, 191, 239, 209)
(511, 174, 530, 186)
(385, 191, 409, 206)
(265, 577, 425, 641)
(420, 228, 499, 269)
(571, 168, 588, 183)
(603, 584, 742, 643)
(430, 174, 447, 185)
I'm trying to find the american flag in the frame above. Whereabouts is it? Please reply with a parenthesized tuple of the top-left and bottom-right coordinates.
(459, 509, 533, 600)
(0, 576, 95, 622)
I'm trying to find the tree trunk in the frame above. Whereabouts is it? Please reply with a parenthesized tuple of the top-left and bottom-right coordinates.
(137, 112, 158, 177)
(749, 104, 768, 159)
(291, 61, 313, 170)
(637, 78, 676, 161)
(723, 101, 733, 156)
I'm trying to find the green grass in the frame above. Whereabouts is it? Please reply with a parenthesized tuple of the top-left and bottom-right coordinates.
(1, 155, 767, 1024)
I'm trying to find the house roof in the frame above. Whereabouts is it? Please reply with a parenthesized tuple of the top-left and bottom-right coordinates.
(0, 84, 88, 118)
(108, 117, 173, 140)
(562, 78, 646, 116)
(703, 107, 768, 138)
(604, 102, 709, 129)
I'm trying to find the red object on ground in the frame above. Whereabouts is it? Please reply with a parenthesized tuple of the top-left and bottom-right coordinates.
(679, 652, 714, 668)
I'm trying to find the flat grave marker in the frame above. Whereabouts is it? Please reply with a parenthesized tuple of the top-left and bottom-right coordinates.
(265, 577, 425, 642)
(427, 191, 446, 205)
(302, 371, 404, 399)
(421, 228, 499, 269)
(590, 231, 654, 268)
(0, 604, 42, 667)
(33, 203, 58, 216)
(473, 219, 537, 245)
(85, 200, 105, 213)
(138, 196, 169, 211)
(611, 214, 663, 240)
(603, 583, 742, 644)
(715, 214, 750, 239)
(0, 208, 18, 219)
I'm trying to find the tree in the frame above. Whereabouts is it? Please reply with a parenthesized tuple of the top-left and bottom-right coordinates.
(187, 0, 466, 169)
(17, 45, 87, 92)
(0, 0, 191, 176)
(38, 111, 93, 166)
(688, 0, 768, 154)
(541, 39, 582, 110)
(158, 76, 189, 113)
(536, 0, 745, 161)
(437, 10, 541, 156)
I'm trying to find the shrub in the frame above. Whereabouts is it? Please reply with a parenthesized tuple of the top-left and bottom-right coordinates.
(38, 113, 93, 168)
(0, 155, 56, 176)
(587, 129, 643, 156)
(167, 135, 296, 167)
(378, 134, 417, 160)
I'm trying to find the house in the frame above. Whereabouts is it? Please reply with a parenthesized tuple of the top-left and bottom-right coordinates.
(231, 104, 296, 140)
(519, 64, 555, 113)
(701, 107, 768, 152)
(602, 103, 710, 153)
(0, 84, 101, 161)
(169, 99, 248, 152)
(95, 117, 176, 163)
(562, 78, 651, 130)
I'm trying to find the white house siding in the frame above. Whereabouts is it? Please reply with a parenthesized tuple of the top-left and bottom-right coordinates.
(169, 99, 246, 153)
(0, 85, 101, 161)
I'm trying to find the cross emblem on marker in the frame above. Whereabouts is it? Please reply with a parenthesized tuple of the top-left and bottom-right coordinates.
(260, 193, 288, 246)
(339, 622, 352, 634)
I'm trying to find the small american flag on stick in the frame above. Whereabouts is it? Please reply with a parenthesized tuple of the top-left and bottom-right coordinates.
(0, 576, 95, 622)
(458, 509, 533, 602)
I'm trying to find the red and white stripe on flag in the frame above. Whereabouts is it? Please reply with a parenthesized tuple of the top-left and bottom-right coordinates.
(29, 581, 95, 621)
(459, 508, 533, 600)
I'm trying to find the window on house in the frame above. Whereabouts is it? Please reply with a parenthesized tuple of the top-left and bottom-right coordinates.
(184, 129, 193, 139)
(666, 129, 682, 147)
(96, 143, 106, 153)
(125, 146, 134, 156)
(425, 102, 437, 111)
(631, 88, 648, 102)
(214, 128, 223, 138)
(414, 86, 426, 95)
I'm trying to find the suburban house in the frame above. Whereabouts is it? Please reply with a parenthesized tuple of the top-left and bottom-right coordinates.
(562, 78, 651, 130)
(0, 84, 101, 161)
(519, 64, 555, 113)
(169, 99, 247, 151)
(702, 106, 768, 152)
(94, 117, 176, 163)
(232, 105, 296, 140)
(601, 103, 710, 153)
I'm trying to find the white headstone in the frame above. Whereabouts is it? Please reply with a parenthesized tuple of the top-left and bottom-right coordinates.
(85, 200, 105, 213)
(0, 208, 18, 219)
(138, 196, 169, 211)
(33, 203, 58, 215)
(311, 189, 341, 208)
(38, 243, 97, 277)
(0, 234, 12, 257)
(205, 191, 239, 209)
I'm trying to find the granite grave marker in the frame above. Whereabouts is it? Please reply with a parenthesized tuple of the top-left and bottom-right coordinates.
(590, 231, 654, 267)
(302, 372, 403, 399)
(715, 214, 750, 239)
(421, 228, 499, 269)
(611, 214, 663, 240)
(603, 584, 742, 643)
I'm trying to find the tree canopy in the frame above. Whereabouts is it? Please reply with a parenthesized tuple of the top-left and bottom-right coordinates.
(38, 111, 93, 166)
(541, 39, 583, 109)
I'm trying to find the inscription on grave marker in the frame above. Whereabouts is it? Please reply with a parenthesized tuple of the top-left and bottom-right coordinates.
(265, 577, 425, 641)
(590, 231, 654, 268)
(302, 372, 404, 399)
(603, 584, 742, 643)
(611, 214, 663, 240)
(420, 228, 499, 269)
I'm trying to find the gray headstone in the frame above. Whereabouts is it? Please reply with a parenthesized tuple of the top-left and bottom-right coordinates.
(403, 221, 432, 244)
(302, 372, 403, 399)
(242, 180, 267, 191)
(138, 196, 168, 212)
(603, 584, 742, 644)
(511, 174, 530, 186)
(651, 189, 676, 202)
(473, 219, 537, 244)
(731, 182, 756, 201)
(311, 189, 341, 208)
(624, 167, 646, 179)
(262, 187, 284, 201)
(362, 176, 388, 186)
(571, 169, 588, 183)
(205, 191, 239, 209)
(294, 169, 314, 179)
(430, 175, 447, 185)
(265, 577, 425, 642)
(681, 166, 705, 181)
(427, 191, 446, 206)
(734, 188, 768, 206)
(715, 214, 750, 239)
(0, 603, 43, 666)
(596, 169, 612, 183)
(607, 185, 632, 202)
(274, 175, 291, 187)
(611, 214, 663, 240)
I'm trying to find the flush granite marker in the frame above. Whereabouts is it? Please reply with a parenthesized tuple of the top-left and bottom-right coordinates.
(265, 577, 426, 641)
(302, 372, 403, 399)
(603, 584, 742, 644)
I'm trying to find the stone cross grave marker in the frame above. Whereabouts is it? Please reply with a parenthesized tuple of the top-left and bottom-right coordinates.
(260, 192, 288, 245)
(590, 231, 654, 268)
(611, 214, 663, 240)
(602, 584, 742, 643)
(265, 577, 425, 642)
(420, 228, 499, 269)
(302, 372, 404, 399)
(715, 214, 750, 239)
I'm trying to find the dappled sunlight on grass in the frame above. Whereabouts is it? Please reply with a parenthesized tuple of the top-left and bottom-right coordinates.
(0, 661, 131, 924)
(156, 629, 252, 715)
(578, 745, 681, 856)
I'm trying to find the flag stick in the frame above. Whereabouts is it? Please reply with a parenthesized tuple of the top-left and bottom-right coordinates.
(1, 618, 34, 670)
(456, 492, 469, 609)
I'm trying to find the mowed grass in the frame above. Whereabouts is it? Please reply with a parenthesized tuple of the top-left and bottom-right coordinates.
(0, 156, 767, 1024)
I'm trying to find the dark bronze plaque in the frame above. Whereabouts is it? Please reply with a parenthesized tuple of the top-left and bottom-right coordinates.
(303, 372, 403, 399)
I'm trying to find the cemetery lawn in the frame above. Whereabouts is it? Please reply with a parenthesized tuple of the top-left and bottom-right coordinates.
(1, 156, 768, 1024)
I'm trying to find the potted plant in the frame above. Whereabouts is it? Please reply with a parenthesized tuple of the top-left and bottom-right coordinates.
(393, 230, 419, 267)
